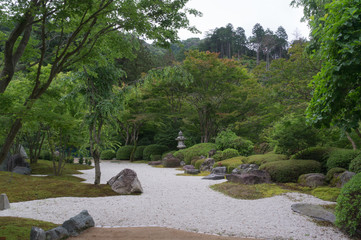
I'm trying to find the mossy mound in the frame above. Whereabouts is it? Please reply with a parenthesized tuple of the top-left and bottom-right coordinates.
(260, 160, 322, 183)
(326, 167, 347, 183)
(212, 156, 246, 173)
(246, 153, 288, 166)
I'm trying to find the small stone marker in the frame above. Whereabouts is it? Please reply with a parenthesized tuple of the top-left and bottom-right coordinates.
(0, 193, 10, 210)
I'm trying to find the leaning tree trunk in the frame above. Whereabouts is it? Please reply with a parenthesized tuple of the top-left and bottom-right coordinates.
(0, 119, 22, 166)
(346, 132, 357, 150)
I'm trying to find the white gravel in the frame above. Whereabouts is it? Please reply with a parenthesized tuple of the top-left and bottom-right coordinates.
(0, 161, 349, 240)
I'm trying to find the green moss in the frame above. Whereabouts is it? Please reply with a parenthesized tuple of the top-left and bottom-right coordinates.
(31, 160, 93, 175)
(259, 160, 321, 183)
(245, 153, 288, 166)
(212, 156, 246, 173)
(311, 187, 341, 202)
(177, 171, 210, 176)
(326, 167, 347, 182)
(210, 182, 289, 200)
(0, 217, 58, 240)
(0, 171, 118, 203)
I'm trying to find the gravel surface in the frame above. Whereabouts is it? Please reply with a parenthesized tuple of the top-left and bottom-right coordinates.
(0, 161, 349, 240)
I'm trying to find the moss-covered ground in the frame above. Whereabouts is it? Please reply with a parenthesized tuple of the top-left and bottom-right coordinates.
(0, 217, 58, 240)
(211, 182, 341, 202)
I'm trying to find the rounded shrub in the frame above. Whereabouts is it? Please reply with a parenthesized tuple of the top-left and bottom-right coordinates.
(134, 146, 146, 160)
(212, 156, 246, 173)
(326, 167, 347, 182)
(143, 144, 168, 161)
(326, 149, 360, 171)
(40, 150, 52, 161)
(150, 154, 161, 161)
(195, 159, 206, 170)
(349, 155, 361, 173)
(177, 143, 217, 164)
(291, 147, 333, 162)
(246, 153, 287, 166)
(222, 148, 239, 159)
(100, 149, 115, 160)
(259, 160, 322, 183)
(116, 146, 135, 160)
(335, 172, 361, 237)
(215, 129, 253, 156)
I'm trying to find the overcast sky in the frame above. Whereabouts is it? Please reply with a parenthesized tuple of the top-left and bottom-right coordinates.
(177, 0, 310, 41)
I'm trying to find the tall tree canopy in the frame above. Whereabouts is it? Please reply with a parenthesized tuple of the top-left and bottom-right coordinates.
(0, 0, 200, 165)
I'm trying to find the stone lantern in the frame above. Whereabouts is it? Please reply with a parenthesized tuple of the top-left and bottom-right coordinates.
(175, 131, 186, 149)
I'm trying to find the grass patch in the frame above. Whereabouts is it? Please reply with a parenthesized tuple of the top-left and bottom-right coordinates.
(210, 182, 290, 200)
(0, 171, 118, 203)
(210, 182, 341, 201)
(177, 171, 211, 176)
(132, 160, 149, 164)
(0, 217, 58, 240)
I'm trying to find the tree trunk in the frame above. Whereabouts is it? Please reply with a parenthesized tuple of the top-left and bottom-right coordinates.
(346, 132, 357, 150)
(93, 151, 101, 185)
(0, 119, 22, 165)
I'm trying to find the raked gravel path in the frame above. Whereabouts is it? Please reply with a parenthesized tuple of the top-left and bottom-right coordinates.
(0, 160, 349, 240)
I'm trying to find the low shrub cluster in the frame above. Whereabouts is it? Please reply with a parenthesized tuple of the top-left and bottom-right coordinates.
(174, 143, 216, 164)
(326, 149, 360, 170)
(100, 150, 115, 160)
(134, 146, 146, 160)
(246, 153, 287, 166)
(349, 155, 361, 173)
(116, 146, 134, 160)
(259, 160, 321, 183)
(215, 129, 253, 156)
(213, 156, 246, 173)
(143, 144, 168, 161)
(195, 159, 206, 169)
(335, 173, 361, 237)
(291, 147, 333, 163)
(213, 148, 239, 161)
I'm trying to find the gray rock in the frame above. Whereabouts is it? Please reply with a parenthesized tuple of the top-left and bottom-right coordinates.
(183, 165, 195, 171)
(202, 166, 226, 180)
(6, 154, 30, 172)
(200, 158, 215, 172)
(298, 173, 326, 187)
(148, 161, 162, 165)
(337, 171, 355, 188)
(162, 154, 181, 167)
(185, 169, 200, 174)
(232, 164, 259, 174)
(45, 226, 69, 240)
(62, 210, 95, 236)
(291, 203, 336, 223)
(12, 166, 31, 175)
(107, 169, 143, 194)
(226, 170, 271, 184)
(0, 193, 10, 210)
(20, 145, 28, 159)
(30, 227, 46, 240)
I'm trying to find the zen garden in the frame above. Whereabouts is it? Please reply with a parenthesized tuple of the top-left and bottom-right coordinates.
(0, 0, 360, 240)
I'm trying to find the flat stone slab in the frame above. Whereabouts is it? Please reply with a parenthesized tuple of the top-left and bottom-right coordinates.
(202, 174, 225, 180)
(291, 203, 335, 223)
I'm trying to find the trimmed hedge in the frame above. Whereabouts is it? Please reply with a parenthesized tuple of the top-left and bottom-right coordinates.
(143, 144, 168, 161)
(326, 167, 347, 182)
(335, 173, 361, 237)
(212, 156, 247, 173)
(326, 149, 360, 171)
(259, 160, 322, 183)
(213, 148, 239, 162)
(134, 146, 146, 160)
(100, 149, 115, 160)
(174, 143, 216, 164)
(349, 155, 361, 173)
(246, 153, 287, 166)
(291, 147, 333, 162)
(116, 146, 135, 160)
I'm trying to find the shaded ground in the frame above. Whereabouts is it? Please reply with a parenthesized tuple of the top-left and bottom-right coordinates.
(69, 227, 262, 240)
